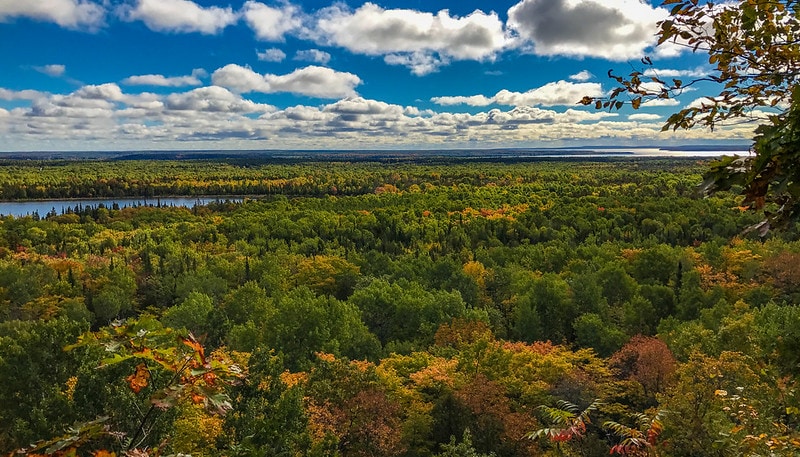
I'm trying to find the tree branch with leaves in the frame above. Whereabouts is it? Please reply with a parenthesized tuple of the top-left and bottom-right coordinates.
(527, 399, 603, 456)
(11, 317, 243, 457)
(583, 0, 800, 231)
(604, 410, 667, 457)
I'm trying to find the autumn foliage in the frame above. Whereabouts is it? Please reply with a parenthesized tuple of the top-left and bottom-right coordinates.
(1, 158, 799, 456)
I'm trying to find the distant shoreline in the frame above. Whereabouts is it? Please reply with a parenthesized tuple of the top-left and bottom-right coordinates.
(0, 146, 749, 162)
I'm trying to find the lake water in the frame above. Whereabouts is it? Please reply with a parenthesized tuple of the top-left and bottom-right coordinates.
(0, 147, 750, 218)
(0, 196, 245, 218)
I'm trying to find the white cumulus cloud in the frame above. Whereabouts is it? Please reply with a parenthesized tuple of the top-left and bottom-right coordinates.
(294, 49, 331, 65)
(432, 81, 603, 107)
(0, 0, 104, 29)
(643, 67, 709, 79)
(384, 52, 446, 76)
(242, 1, 302, 41)
(212, 64, 268, 92)
(212, 64, 362, 99)
(120, 0, 237, 35)
(165, 86, 273, 113)
(74, 83, 125, 102)
(324, 97, 406, 117)
(0, 88, 49, 100)
(122, 69, 206, 87)
(34, 64, 67, 77)
(257, 48, 287, 62)
(569, 70, 593, 82)
(25, 84, 127, 120)
(507, 0, 668, 60)
(642, 98, 680, 107)
(628, 113, 662, 121)
(312, 3, 507, 74)
(267, 66, 361, 98)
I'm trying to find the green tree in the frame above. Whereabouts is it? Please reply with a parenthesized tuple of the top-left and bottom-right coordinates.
(658, 351, 780, 457)
(90, 266, 137, 324)
(161, 291, 214, 336)
(350, 279, 465, 349)
(753, 302, 800, 375)
(629, 246, 678, 286)
(512, 273, 575, 343)
(621, 295, 658, 336)
(0, 318, 88, 451)
(435, 429, 495, 457)
(222, 281, 272, 326)
(573, 313, 627, 357)
(224, 349, 310, 456)
(597, 265, 638, 307)
(569, 273, 607, 316)
(266, 287, 380, 370)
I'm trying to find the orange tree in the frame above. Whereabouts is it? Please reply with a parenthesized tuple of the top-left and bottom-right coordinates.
(584, 0, 800, 230)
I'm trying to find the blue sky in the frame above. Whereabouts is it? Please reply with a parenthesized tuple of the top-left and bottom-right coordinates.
(0, 0, 752, 151)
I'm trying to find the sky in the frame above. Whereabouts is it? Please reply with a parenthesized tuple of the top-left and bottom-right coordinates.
(0, 0, 755, 151)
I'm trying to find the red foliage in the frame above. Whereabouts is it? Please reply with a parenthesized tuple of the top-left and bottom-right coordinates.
(611, 336, 677, 396)
(764, 251, 800, 295)
(455, 375, 539, 455)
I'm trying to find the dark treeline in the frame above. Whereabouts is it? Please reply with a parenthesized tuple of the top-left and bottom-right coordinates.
(0, 158, 698, 199)
(0, 159, 798, 457)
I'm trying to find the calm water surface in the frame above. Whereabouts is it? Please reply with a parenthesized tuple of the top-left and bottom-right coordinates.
(0, 148, 749, 218)
(0, 197, 244, 218)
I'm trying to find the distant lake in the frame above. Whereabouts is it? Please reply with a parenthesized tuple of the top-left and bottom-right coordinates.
(0, 196, 245, 218)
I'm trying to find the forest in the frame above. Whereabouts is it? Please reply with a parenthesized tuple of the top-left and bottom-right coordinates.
(1, 158, 799, 457)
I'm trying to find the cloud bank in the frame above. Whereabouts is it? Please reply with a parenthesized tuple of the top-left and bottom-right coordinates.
(1, 77, 754, 152)
(122, 69, 206, 87)
(211, 64, 362, 99)
(432, 81, 604, 107)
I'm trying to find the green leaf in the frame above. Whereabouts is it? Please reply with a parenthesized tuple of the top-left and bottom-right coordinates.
(100, 353, 132, 366)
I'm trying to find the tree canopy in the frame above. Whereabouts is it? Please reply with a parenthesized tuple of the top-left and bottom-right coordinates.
(1, 157, 799, 456)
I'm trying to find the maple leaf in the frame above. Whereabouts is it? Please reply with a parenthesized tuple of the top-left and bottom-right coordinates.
(181, 334, 206, 365)
(126, 364, 150, 394)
